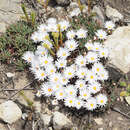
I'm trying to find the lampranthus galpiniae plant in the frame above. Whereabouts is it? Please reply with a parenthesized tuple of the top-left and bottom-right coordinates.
(23, 17, 115, 111)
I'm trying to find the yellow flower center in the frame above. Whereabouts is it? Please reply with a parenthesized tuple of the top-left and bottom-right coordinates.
(101, 74, 104, 77)
(63, 26, 66, 29)
(102, 52, 105, 55)
(51, 69, 54, 73)
(71, 34, 74, 38)
(42, 52, 45, 55)
(41, 73, 45, 77)
(78, 102, 81, 105)
(68, 72, 72, 75)
(100, 34, 103, 38)
(44, 60, 48, 64)
(81, 72, 85, 76)
(80, 84, 83, 87)
(83, 94, 87, 97)
(91, 57, 95, 61)
(100, 100, 104, 103)
(96, 68, 100, 72)
(93, 86, 97, 90)
(88, 47, 91, 50)
(60, 93, 63, 96)
(63, 79, 66, 82)
(62, 53, 66, 56)
(90, 104, 94, 107)
(80, 34, 84, 37)
(28, 58, 31, 61)
(80, 61, 84, 64)
(70, 45, 73, 48)
(48, 88, 52, 92)
(54, 78, 58, 82)
(60, 63, 64, 66)
(69, 100, 73, 104)
(70, 91, 73, 95)
(56, 85, 59, 88)
(90, 75, 94, 79)
(96, 48, 99, 50)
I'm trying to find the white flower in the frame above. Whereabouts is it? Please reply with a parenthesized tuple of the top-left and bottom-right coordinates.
(75, 79, 86, 90)
(22, 51, 35, 63)
(52, 83, 63, 91)
(85, 97, 97, 110)
(76, 67, 87, 78)
(74, 98, 84, 109)
(47, 17, 57, 24)
(92, 62, 104, 74)
(64, 96, 76, 107)
(96, 94, 108, 106)
(96, 29, 107, 40)
(38, 32, 49, 41)
(98, 48, 109, 58)
(66, 30, 76, 39)
(60, 76, 69, 85)
(88, 82, 101, 94)
(30, 60, 41, 73)
(57, 47, 70, 59)
(65, 39, 78, 51)
(93, 42, 102, 51)
(63, 66, 75, 79)
(59, 20, 70, 31)
(42, 40, 53, 49)
(41, 83, 54, 96)
(75, 55, 87, 67)
(55, 88, 66, 100)
(76, 29, 87, 39)
(34, 69, 47, 81)
(35, 46, 48, 56)
(97, 69, 109, 81)
(36, 90, 42, 97)
(45, 64, 56, 75)
(31, 32, 40, 42)
(86, 70, 98, 83)
(69, 8, 81, 17)
(47, 23, 58, 32)
(79, 89, 91, 100)
(86, 52, 99, 63)
(85, 42, 94, 51)
(65, 85, 77, 97)
(55, 58, 67, 68)
(49, 73, 62, 84)
(39, 55, 53, 67)
(38, 24, 47, 33)
(105, 21, 115, 30)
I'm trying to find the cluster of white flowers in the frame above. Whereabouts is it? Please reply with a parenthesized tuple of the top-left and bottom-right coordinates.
(23, 18, 115, 111)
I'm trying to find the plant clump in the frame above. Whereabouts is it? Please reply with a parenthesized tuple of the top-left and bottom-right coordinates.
(23, 17, 115, 111)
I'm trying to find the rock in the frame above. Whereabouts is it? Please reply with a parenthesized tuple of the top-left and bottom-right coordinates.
(92, 6, 105, 26)
(53, 111, 73, 130)
(104, 26, 130, 73)
(34, 101, 42, 113)
(109, 121, 113, 127)
(98, 128, 104, 130)
(41, 114, 52, 126)
(117, 116, 123, 121)
(55, 0, 70, 6)
(0, 101, 22, 124)
(106, 5, 124, 22)
(125, 96, 130, 105)
(0, 123, 6, 130)
(94, 118, 103, 125)
(6, 72, 15, 78)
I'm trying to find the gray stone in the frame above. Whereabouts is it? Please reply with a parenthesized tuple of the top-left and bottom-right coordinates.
(106, 5, 124, 22)
(125, 96, 130, 105)
(92, 6, 105, 26)
(55, 0, 70, 6)
(104, 26, 130, 73)
(0, 101, 22, 124)
(53, 111, 73, 130)
(94, 118, 103, 125)
(41, 114, 52, 126)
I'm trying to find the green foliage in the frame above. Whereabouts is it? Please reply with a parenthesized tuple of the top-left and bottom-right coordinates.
(0, 21, 37, 70)
(21, 4, 36, 26)
(120, 81, 127, 87)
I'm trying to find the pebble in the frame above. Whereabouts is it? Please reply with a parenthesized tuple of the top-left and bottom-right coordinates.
(94, 118, 103, 125)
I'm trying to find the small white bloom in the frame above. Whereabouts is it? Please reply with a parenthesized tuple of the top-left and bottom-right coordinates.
(55, 58, 67, 68)
(65, 85, 77, 97)
(64, 96, 76, 107)
(63, 66, 75, 79)
(79, 89, 91, 100)
(69, 8, 81, 17)
(41, 83, 54, 96)
(105, 21, 115, 30)
(75, 55, 87, 67)
(65, 39, 78, 51)
(45, 64, 56, 75)
(88, 82, 101, 94)
(85, 97, 97, 110)
(34, 69, 47, 81)
(51, 83, 62, 91)
(76, 67, 87, 78)
(36, 90, 42, 97)
(47, 23, 58, 32)
(96, 29, 107, 40)
(57, 47, 70, 59)
(31, 32, 39, 42)
(92, 62, 104, 74)
(85, 42, 94, 51)
(30, 60, 41, 73)
(38, 32, 49, 41)
(60, 76, 69, 85)
(93, 42, 102, 51)
(66, 30, 76, 39)
(35, 46, 48, 56)
(47, 17, 57, 24)
(38, 24, 47, 33)
(22, 51, 35, 63)
(59, 20, 70, 31)
(75, 79, 86, 90)
(42, 40, 53, 49)
(55, 88, 66, 100)
(98, 48, 109, 58)
(97, 69, 109, 81)
(86, 52, 99, 63)
(96, 94, 108, 106)
(49, 73, 62, 84)
(76, 29, 87, 39)
(74, 98, 84, 109)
